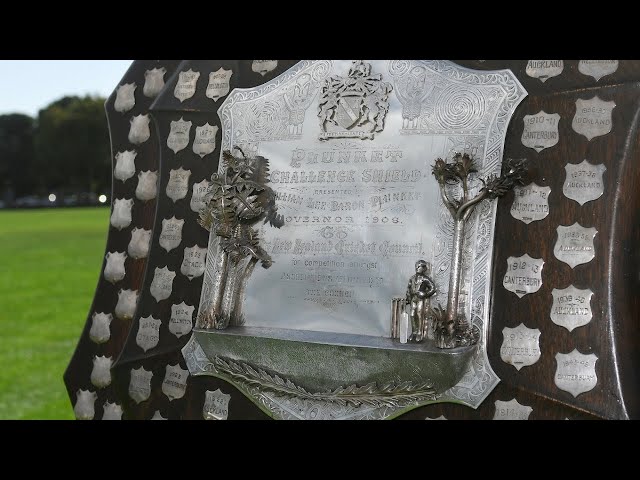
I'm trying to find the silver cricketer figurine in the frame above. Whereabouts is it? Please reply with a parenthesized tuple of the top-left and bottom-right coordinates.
(405, 260, 436, 342)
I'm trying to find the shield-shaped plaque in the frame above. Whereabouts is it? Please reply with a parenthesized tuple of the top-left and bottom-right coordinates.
(104, 251, 127, 284)
(206, 68, 233, 101)
(525, 60, 564, 83)
(150, 266, 176, 302)
(503, 254, 544, 298)
(521, 110, 560, 152)
(167, 117, 192, 154)
(114, 83, 136, 113)
(169, 301, 195, 338)
(578, 60, 618, 82)
(190, 179, 211, 213)
(159, 216, 184, 252)
(115, 288, 138, 320)
(110, 198, 133, 230)
(74, 390, 97, 420)
(174, 69, 200, 102)
(90, 355, 113, 388)
(493, 398, 533, 420)
(572, 96, 615, 141)
(166, 167, 191, 202)
(128, 114, 151, 145)
(129, 367, 153, 404)
(136, 315, 161, 352)
(203, 389, 231, 420)
(252, 60, 278, 76)
(151, 410, 167, 420)
(143, 66, 167, 98)
(114, 150, 137, 182)
(550, 285, 593, 332)
(161, 364, 189, 401)
(102, 402, 123, 420)
(563, 160, 606, 205)
(554, 222, 597, 268)
(180, 245, 207, 280)
(555, 349, 598, 397)
(128, 227, 152, 260)
(500, 324, 541, 371)
(192, 123, 218, 158)
(510, 182, 551, 224)
(89, 312, 112, 344)
(135, 170, 158, 201)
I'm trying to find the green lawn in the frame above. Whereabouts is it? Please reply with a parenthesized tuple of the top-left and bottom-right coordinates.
(0, 207, 109, 419)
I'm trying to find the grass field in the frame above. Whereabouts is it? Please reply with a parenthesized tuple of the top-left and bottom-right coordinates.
(0, 207, 109, 419)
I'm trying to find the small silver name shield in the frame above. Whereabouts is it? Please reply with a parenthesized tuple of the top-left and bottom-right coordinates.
(161, 364, 189, 401)
(166, 167, 191, 202)
(555, 349, 598, 397)
(114, 83, 136, 113)
(102, 402, 123, 420)
(129, 367, 153, 404)
(104, 251, 126, 284)
(114, 150, 137, 182)
(169, 301, 195, 338)
(503, 254, 544, 298)
(252, 60, 277, 76)
(192, 123, 218, 158)
(167, 117, 192, 154)
(115, 288, 138, 320)
(110, 198, 133, 230)
(203, 389, 231, 420)
(578, 60, 618, 82)
(510, 182, 551, 224)
(554, 222, 597, 268)
(521, 110, 560, 152)
(500, 324, 541, 371)
(563, 160, 606, 205)
(128, 114, 151, 145)
(206, 68, 233, 101)
(89, 312, 112, 344)
(136, 315, 161, 352)
(572, 96, 615, 141)
(551, 285, 593, 332)
(181, 245, 207, 280)
(190, 179, 211, 213)
(90, 355, 113, 388)
(135, 170, 158, 201)
(150, 266, 176, 302)
(144, 67, 167, 98)
(174, 69, 200, 102)
(74, 389, 97, 420)
(128, 227, 152, 259)
(525, 60, 563, 83)
(159, 216, 184, 252)
(493, 398, 533, 420)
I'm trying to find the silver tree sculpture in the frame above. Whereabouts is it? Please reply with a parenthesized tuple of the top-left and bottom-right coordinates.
(431, 153, 526, 348)
(198, 147, 284, 330)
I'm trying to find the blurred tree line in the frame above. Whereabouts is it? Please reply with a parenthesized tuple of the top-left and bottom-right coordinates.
(0, 95, 111, 205)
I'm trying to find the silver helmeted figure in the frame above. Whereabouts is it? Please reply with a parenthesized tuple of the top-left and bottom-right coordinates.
(405, 260, 436, 343)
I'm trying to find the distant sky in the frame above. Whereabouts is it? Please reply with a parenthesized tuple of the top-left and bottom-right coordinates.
(0, 60, 133, 117)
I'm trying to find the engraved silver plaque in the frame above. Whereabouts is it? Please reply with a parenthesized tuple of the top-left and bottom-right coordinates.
(135, 170, 158, 201)
(90, 355, 113, 388)
(114, 83, 136, 113)
(553, 222, 597, 268)
(572, 96, 615, 141)
(510, 182, 550, 224)
(192, 123, 218, 158)
(150, 266, 176, 302)
(503, 254, 544, 298)
(578, 60, 618, 82)
(159, 216, 184, 252)
(161, 364, 189, 400)
(174, 69, 200, 103)
(102, 402, 123, 420)
(167, 118, 192, 154)
(89, 312, 112, 344)
(252, 60, 278, 76)
(115, 288, 138, 320)
(493, 398, 532, 420)
(551, 285, 593, 332)
(104, 251, 126, 284)
(521, 110, 560, 152)
(128, 227, 152, 259)
(190, 179, 211, 213)
(129, 367, 153, 404)
(144, 67, 167, 98)
(563, 160, 606, 205)
(500, 324, 541, 370)
(525, 60, 563, 83)
(74, 389, 97, 420)
(169, 301, 195, 338)
(166, 167, 191, 202)
(181, 245, 207, 280)
(128, 114, 151, 145)
(110, 198, 133, 230)
(136, 315, 161, 352)
(555, 349, 598, 397)
(206, 68, 233, 102)
(203, 389, 230, 420)
(151, 410, 167, 420)
(114, 150, 137, 182)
